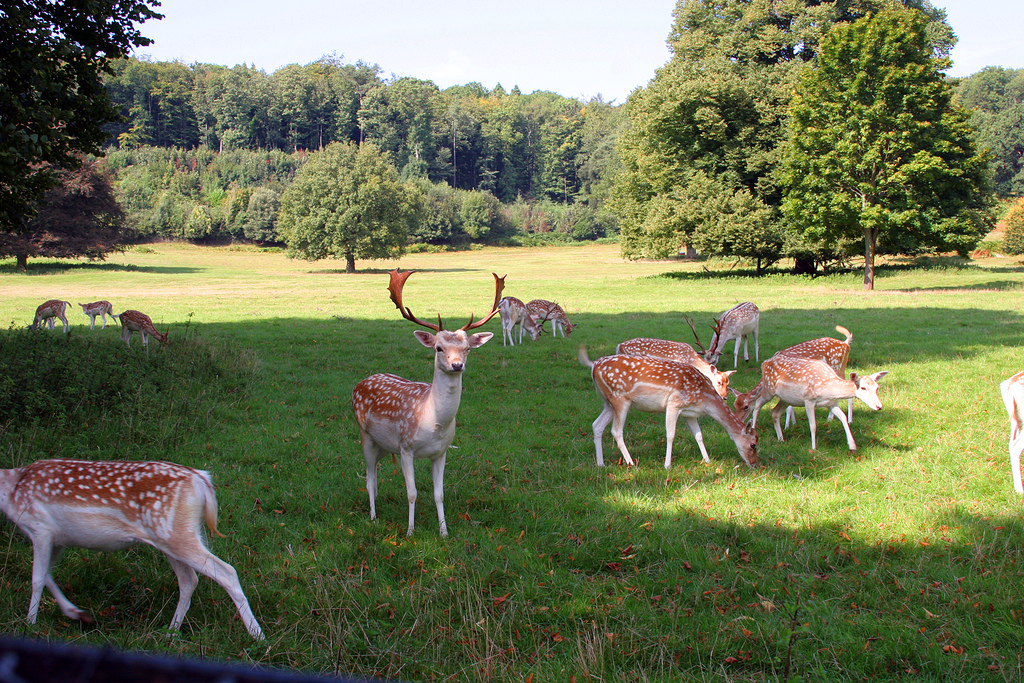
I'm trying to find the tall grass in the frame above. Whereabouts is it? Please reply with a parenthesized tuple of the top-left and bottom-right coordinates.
(0, 244, 1022, 681)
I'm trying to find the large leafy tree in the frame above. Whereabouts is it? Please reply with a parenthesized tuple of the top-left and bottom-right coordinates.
(610, 0, 954, 270)
(0, 158, 129, 271)
(954, 67, 1024, 197)
(781, 7, 991, 290)
(277, 142, 419, 273)
(0, 0, 161, 233)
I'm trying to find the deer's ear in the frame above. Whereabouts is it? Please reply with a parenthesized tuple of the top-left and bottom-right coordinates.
(413, 330, 436, 347)
(468, 332, 494, 348)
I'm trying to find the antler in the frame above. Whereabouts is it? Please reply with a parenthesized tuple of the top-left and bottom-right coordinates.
(387, 269, 506, 332)
(684, 315, 707, 354)
(388, 269, 442, 331)
(460, 272, 506, 331)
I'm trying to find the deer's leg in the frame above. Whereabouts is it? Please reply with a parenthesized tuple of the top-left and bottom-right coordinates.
(170, 544, 264, 639)
(431, 453, 448, 537)
(59, 315, 69, 333)
(828, 405, 857, 451)
(167, 556, 199, 632)
(804, 401, 820, 450)
(753, 329, 759, 362)
(847, 398, 854, 424)
(361, 434, 382, 522)
(784, 406, 797, 430)
(1010, 434, 1024, 494)
(608, 402, 636, 467)
(30, 541, 85, 623)
(733, 337, 741, 368)
(663, 407, 680, 469)
(684, 416, 711, 465)
(591, 403, 615, 467)
(399, 449, 418, 537)
(771, 402, 787, 442)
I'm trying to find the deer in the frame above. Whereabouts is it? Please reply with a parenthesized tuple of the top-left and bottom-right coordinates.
(616, 336, 735, 400)
(999, 371, 1024, 494)
(352, 269, 504, 537)
(527, 299, 576, 338)
(0, 459, 264, 639)
(578, 348, 758, 470)
(498, 296, 543, 346)
(734, 326, 854, 429)
(744, 355, 887, 451)
(697, 302, 760, 369)
(78, 300, 117, 330)
(118, 310, 169, 348)
(32, 300, 72, 333)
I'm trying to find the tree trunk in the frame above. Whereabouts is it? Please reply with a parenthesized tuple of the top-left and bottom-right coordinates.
(863, 228, 877, 291)
(16, 252, 27, 272)
(345, 252, 356, 274)
(793, 256, 816, 275)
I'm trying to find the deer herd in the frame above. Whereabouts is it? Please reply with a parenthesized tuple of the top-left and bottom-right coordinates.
(6, 276, 1023, 640)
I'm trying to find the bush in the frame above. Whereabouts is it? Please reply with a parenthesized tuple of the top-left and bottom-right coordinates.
(1002, 198, 1024, 255)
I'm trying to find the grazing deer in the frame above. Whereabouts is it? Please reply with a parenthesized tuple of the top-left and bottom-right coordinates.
(699, 302, 760, 368)
(999, 371, 1024, 494)
(578, 348, 758, 469)
(0, 459, 264, 639)
(352, 270, 504, 537)
(616, 336, 735, 399)
(78, 301, 117, 330)
(734, 326, 855, 429)
(527, 299, 576, 338)
(118, 310, 169, 348)
(745, 355, 887, 451)
(32, 300, 71, 333)
(498, 296, 542, 346)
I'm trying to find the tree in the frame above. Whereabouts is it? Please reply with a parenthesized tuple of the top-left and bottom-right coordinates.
(954, 67, 1024, 197)
(1002, 199, 1024, 256)
(0, 0, 161, 233)
(781, 7, 992, 290)
(278, 142, 418, 273)
(0, 159, 129, 271)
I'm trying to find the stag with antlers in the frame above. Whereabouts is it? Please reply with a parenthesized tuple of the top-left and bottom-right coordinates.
(692, 302, 760, 369)
(352, 270, 504, 537)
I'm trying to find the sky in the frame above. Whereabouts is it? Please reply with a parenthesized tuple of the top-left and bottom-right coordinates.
(132, 0, 1024, 105)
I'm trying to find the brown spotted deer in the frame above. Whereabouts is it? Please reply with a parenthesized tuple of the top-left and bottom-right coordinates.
(999, 371, 1024, 494)
(745, 355, 887, 451)
(700, 302, 760, 368)
(32, 300, 71, 333)
(616, 337, 735, 400)
(734, 326, 854, 429)
(0, 459, 264, 639)
(118, 310, 169, 348)
(527, 299, 576, 338)
(352, 270, 504, 537)
(78, 300, 117, 330)
(578, 348, 758, 469)
(498, 296, 542, 346)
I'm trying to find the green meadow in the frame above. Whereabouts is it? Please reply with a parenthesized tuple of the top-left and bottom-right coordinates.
(0, 243, 1022, 682)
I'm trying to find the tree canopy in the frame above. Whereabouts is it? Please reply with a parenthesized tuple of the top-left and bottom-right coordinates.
(277, 142, 419, 273)
(0, 0, 161, 233)
(781, 7, 991, 289)
(954, 67, 1024, 197)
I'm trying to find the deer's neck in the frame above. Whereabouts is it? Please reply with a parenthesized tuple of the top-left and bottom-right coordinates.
(428, 366, 465, 427)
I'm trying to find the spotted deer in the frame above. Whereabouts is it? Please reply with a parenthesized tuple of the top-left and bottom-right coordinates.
(527, 299, 576, 338)
(734, 326, 854, 428)
(78, 300, 117, 330)
(745, 355, 887, 451)
(698, 302, 760, 368)
(578, 348, 758, 469)
(0, 459, 264, 639)
(32, 300, 71, 333)
(498, 296, 542, 346)
(118, 310, 169, 348)
(352, 270, 504, 537)
(999, 371, 1024, 494)
(616, 336, 735, 399)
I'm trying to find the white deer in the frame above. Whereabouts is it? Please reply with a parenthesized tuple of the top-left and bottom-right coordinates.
(999, 371, 1024, 494)
(700, 302, 760, 368)
(498, 296, 542, 346)
(745, 355, 887, 451)
(352, 270, 504, 537)
(32, 300, 72, 333)
(0, 459, 264, 639)
(578, 348, 758, 469)
(78, 300, 117, 330)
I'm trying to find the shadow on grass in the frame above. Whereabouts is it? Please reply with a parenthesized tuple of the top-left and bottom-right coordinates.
(0, 261, 202, 275)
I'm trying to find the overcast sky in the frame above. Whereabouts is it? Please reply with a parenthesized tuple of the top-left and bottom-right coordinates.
(132, 0, 1024, 104)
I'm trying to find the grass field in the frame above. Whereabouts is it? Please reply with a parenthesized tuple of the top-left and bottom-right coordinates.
(1, 243, 1023, 682)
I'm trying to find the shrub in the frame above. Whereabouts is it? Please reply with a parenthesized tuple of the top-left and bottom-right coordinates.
(1002, 198, 1024, 255)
